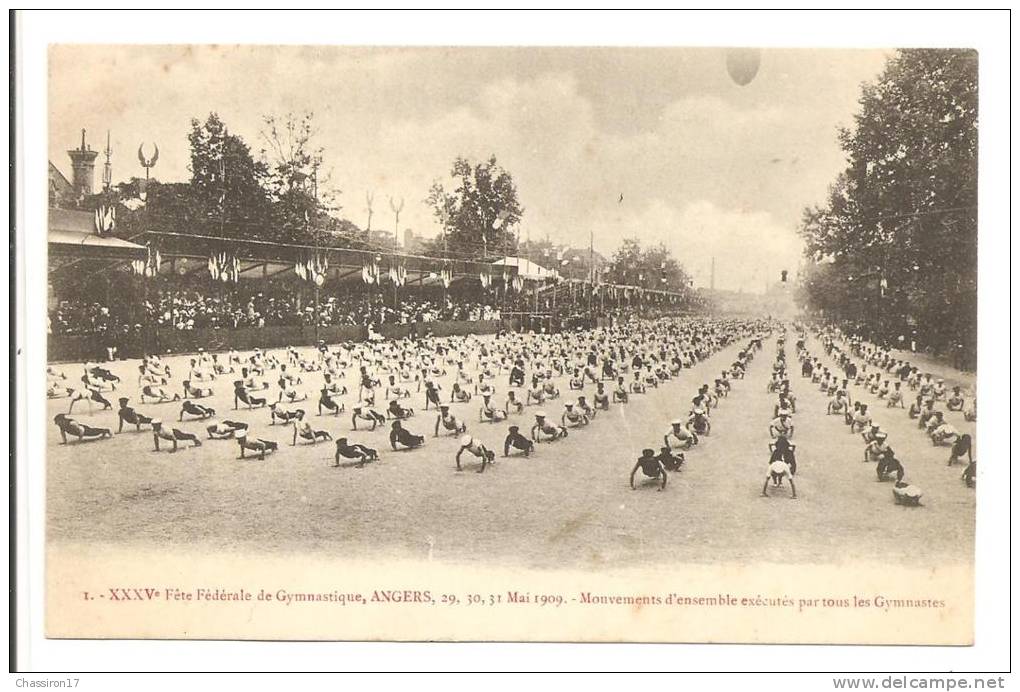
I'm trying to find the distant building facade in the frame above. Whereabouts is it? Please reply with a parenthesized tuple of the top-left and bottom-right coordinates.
(403, 228, 429, 253)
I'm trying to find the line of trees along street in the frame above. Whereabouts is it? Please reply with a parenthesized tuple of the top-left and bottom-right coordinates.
(797, 49, 977, 366)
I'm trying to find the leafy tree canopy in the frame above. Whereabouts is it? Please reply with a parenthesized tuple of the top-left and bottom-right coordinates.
(426, 155, 523, 259)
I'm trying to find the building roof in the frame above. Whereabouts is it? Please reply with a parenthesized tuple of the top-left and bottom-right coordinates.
(48, 162, 72, 190)
(48, 161, 76, 208)
(490, 256, 560, 281)
(48, 208, 148, 261)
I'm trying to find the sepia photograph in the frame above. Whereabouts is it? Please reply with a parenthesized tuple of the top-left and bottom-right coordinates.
(27, 24, 993, 652)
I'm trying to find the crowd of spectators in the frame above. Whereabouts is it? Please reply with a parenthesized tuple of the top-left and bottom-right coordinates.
(49, 289, 505, 335)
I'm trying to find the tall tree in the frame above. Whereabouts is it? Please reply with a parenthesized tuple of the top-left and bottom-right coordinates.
(426, 155, 523, 259)
(259, 112, 339, 244)
(798, 49, 977, 355)
(187, 113, 271, 239)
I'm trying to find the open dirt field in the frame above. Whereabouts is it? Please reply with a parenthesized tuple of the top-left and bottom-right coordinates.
(46, 328, 975, 571)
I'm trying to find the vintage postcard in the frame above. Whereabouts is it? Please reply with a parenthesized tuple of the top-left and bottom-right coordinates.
(40, 42, 978, 644)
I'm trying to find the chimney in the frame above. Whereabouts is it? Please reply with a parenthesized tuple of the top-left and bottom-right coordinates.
(67, 128, 99, 199)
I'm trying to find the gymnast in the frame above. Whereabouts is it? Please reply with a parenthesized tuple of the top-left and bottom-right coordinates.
(53, 414, 112, 443)
(117, 397, 153, 432)
(180, 399, 216, 421)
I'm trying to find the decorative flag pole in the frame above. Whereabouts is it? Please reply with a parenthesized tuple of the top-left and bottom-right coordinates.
(137, 142, 159, 201)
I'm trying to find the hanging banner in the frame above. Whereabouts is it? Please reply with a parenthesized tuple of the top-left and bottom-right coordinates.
(94, 205, 116, 236)
(209, 251, 241, 283)
(363, 261, 380, 285)
(386, 263, 408, 287)
(293, 251, 329, 285)
(133, 246, 160, 278)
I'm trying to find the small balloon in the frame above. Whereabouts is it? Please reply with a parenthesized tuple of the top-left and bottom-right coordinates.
(726, 48, 762, 86)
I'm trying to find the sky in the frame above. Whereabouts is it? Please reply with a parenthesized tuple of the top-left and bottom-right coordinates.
(49, 45, 891, 293)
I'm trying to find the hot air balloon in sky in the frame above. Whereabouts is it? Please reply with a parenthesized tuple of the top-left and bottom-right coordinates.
(725, 48, 762, 86)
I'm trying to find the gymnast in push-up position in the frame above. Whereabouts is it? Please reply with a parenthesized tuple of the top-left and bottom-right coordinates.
(630, 448, 668, 491)
(390, 420, 425, 450)
(863, 430, 890, 463)
(66, 386, 113, 414)
(85, 363, 121, 387)
(664, 419, 698, 450)
(886, 382, 905, 408)
(334, 437, 379, 466)
(876, 447, 905, 482)
(761, 456, 797, 499)
(235, 430, 279, 460)
(456, 434, 496, 473)
(612, 377, 629, 404)
(183, 380, 213, 399)
(688, 408, 711, 437)
(435, 404, 468, 437)
(561, 402, 589, 428)
(505, 390, 524, 415)
(423, 380, 443, 410)
(117, 397, 153, 432)
(629, 372, 646, 395)
(947, 433, 973, 467)
(656, 446, 685, 472)
(892, 481, 923, 506)
(351, 403, 387, 431)
(768, 436, 798, 476)
(180, 399, 216, 421)
(269, 403, 303, 425)
(503, 425, 535, 457)
(384, 374, 409, 400)
(576, 395, 597, 421)
(946, 386, 965, 412)
(151, 419, 202, 452)
(531, 410, 567, 443)
(233, 380, 267, 410)
(450, 382, 472, 403)
(53, 414, 112, 443)
(206, 419, 248, 439)
(140, 382, 180, 405)
(479, 394, 508, 423)
(276, 376, 308, 403)
(317, 387, 344, 416)
(526, 381, 546, 406)
(291, 411, 333, 445)
(387, 398, 414, 420)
